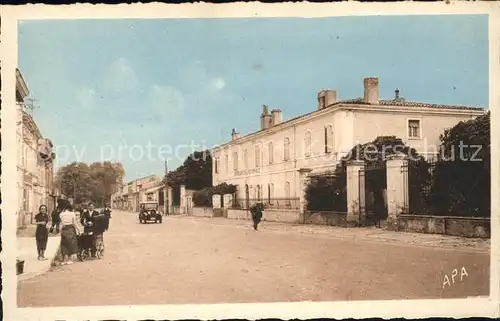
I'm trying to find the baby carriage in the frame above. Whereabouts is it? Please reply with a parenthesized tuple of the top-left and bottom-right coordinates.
(77, 231, 95, 261)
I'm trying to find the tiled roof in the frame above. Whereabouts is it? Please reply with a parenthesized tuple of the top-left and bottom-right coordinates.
(334, 98, 485, 111)
(215, 96, 486, 149)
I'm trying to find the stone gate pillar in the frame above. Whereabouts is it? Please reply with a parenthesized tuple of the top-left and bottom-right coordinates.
(212, 194, 221, 209)
(167, 187, 173, 214)
(180, 185, 186, 214)
(223, 194, 233, 208)
(298, 168, 313, 221)
(386, 153, 408, 230)
(163, 187, 168, 214)
(346, 160, 365, 226)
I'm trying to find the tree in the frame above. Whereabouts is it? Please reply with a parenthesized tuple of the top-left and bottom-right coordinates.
(89, 161, 125, 205)
(163, 150, 212, 190)
(428, 112, 490, 217)
(55, 161, 125, 207)
(438, 111, 490, 169)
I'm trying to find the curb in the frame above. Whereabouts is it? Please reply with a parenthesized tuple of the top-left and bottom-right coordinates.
(17, 244, 60, 283)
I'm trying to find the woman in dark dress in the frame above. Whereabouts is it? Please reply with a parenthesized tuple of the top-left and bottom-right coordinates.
(58, 200, 81, 265)
(34, 205, 49, 260)
(250, 203, 264, 231)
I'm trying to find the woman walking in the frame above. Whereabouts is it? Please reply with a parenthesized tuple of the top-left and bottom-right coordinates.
(59, 200, 81, 265)
(34, 205, 49, 260)
(49, 205, 61, 234)
(250, 203, 264, 231)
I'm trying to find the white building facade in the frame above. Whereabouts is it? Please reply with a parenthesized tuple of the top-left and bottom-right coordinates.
(111, 174, 161, 211)
(16, 68, 57, 227)
(211, 77, 486, 206)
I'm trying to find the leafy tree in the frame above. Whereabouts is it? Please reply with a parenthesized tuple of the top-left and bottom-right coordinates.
(55, 161, 125, 207)
(163, 150, 212, 190)
(438, 111, 490, 169)
(428, 112, 490, 217)
(89, 161, 125, 206)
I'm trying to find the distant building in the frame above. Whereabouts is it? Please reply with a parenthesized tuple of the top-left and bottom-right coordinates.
(111, 174, 161, 212)
(16, 68, 57, 227)
(211, 77, 486, 206)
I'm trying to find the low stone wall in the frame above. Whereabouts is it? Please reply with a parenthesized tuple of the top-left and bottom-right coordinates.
(305, 211, 348, 227)
(227, 209, 250, 220)
(227, 208, 301, 224)
(192, 207, 213, 217)
(397, 214, 490, 238)
(213, 208, 227, 218)
(263, 209, 301, 224)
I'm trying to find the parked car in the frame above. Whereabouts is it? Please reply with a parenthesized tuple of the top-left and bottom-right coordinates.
(138, 202, 162, 224)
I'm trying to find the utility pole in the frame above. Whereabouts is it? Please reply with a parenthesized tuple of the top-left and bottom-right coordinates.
(164, 160, 169, 215)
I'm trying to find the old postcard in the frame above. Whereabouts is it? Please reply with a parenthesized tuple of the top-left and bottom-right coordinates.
(1, 2, 499, 320)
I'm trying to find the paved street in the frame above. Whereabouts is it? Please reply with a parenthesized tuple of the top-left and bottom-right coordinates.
(18, 210, 490, 307)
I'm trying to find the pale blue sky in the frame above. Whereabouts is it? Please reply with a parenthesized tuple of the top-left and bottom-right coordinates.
(18, 15, 488, 182)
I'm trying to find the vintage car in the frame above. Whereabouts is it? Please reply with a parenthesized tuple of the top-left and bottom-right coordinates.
(138, 202, 162, 224)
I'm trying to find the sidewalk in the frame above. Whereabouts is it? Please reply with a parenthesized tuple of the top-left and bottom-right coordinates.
(17, 234, 60, 282)
(174, 215, 491, 253)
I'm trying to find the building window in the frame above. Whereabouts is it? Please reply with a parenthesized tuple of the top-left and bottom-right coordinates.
(285, 181, 291, 205)
(215, 157, 219, 174)
(268, 142, 274, 164)
(244, 149, 248, 169)
(233, 152, 238, 171)
(225, 154, 229, 173)
(325, 125, 333, 154)
(268, 183, 274, 204)
(304, 131, 312, 157)
(284, 137, 290, 161)
(255, 145, 261, 168)
(408, 119, 421, 139)
(257, 185, 262, 201)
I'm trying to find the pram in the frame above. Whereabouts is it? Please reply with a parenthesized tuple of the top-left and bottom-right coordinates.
(77, 214, 107, 261)
(77, 231, 95, 261)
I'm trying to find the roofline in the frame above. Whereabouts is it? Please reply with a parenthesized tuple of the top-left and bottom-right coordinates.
(22, 111, 42, 139)
(16, 68, 29, 100)
(126, 174, 159, 185)
(212, 100, 487, 151)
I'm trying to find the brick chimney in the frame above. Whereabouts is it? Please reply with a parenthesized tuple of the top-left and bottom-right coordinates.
(363, 77, 379, 104)
(318, 90, 337, 110)
(271, 109, 282, 126)
(231, 128, 240, 141)
(260, 105, 272, 130)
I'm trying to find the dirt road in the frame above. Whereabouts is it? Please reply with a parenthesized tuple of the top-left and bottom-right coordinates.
(18, 210, 490, 307)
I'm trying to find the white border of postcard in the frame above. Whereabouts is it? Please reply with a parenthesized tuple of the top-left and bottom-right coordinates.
(1, 1, 499, 320)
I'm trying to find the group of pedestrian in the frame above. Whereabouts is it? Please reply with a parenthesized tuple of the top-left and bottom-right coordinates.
(79, 202, 111, 259)
(34, 199, 112, 265)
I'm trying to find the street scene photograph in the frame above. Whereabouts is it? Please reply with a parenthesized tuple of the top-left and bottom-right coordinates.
(12, 12, 492, 312)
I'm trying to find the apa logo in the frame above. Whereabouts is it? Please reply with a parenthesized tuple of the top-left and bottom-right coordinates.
(443, 266, 469, 289)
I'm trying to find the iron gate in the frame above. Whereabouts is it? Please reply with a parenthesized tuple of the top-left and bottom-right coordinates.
(359, 163, 387, 223)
